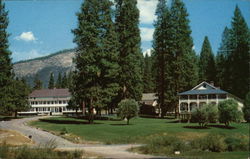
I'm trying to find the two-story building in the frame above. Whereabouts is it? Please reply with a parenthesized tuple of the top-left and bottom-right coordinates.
(178, 81, 243, 113)
(19, 88, 77, 115)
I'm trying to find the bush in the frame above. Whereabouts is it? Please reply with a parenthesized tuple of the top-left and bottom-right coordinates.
(60, 127, 68, 135)
(243, 92, 250, 122)
(218, 99, 242, 126)
(207, 104, 219, 123)
(191, 104, 219, 126)
(224, 136, 249, 151)
(191, 107, 208, 126)
(0, 143, 83, 159)
(143, 135, 190, 154)
(190, 133, 227, 152)
(117, 99, 139, 125)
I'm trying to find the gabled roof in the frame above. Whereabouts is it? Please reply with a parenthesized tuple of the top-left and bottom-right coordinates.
(178, 89, 228, 95)
(191, 81, 217, 90)
(178, 81, 228, 95)
(29, 89, 71, 98)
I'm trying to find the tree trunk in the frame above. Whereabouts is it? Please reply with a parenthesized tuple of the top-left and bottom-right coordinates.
(127, 118, 129, 125)
(14, 111, 18, 118)
(88, 99, 94, 124)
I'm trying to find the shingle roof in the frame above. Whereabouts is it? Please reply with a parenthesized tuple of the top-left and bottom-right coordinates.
(29, 89, 71, 98)
(178, 89, 228, 95)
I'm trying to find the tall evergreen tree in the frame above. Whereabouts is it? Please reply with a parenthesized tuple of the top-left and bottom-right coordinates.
(72, 0, 120, 123)
(61, 72, 68, 88)
(170, 0, 198, 115)
(199, 36, 216, 82)
(56, 72, 62, 88)
(33, 74, 43, 90)
(216, 27, 232, 90)
(228, 6, 250, 98)
(143, 54, 154, 93)
(115, 0, 144, 101)
(153, 0, 173, 116)
(48, 72, 55, 89)
(0, 0, 13, 114)
(8, 79, 30, 117)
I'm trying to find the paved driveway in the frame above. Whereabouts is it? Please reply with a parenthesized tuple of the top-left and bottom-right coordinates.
(0, 116, 168, 159)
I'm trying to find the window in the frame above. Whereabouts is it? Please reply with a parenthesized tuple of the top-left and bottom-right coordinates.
(199, 95, 207, 99)
(43, 101, 46, 104)
(59, 101, 62, 104)
(208, 94, 216, 99)
(218, 94, 227, 99)
(180, 95, 188, 100)
(190, 95, 197, 100)
(63, 101, 66, 104)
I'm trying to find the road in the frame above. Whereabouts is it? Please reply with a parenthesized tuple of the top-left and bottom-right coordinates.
(0, 116, 168, 159)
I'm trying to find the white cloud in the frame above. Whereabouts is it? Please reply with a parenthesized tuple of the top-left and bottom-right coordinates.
(140, 27, 154, 41)
(15, 31, 37, 42)
(12, 49, 47, 62)
(137, 0, 158, 24)
(192, 45, 195, 50)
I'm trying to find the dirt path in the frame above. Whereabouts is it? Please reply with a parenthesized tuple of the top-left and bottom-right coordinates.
(0, 116, 167, 158)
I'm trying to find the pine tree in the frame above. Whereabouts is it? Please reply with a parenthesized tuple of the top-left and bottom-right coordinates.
(228, 6, 250, 98)
(153, 0, 173, 116)
(0, 0, 13, 114)
(143, 54, 154, 93)
(48, 72, 54, 89)
(8, 79, 30, 117)
(170, 0, 198, 115)
(33, 74, 43, 90)
(199, 36, 216, 82)
(115, 0, 144, 101)
(216, 27, 231, 90)
(72, 0, 120, 123)
(56, 72, 62, 88)
(61, 72, 68, 88)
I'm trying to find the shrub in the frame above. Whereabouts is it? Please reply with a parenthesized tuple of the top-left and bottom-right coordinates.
(191, 107, 208, 126)
(218, 99, 242, 126)
(190, 133, 227, 152)
(224, 136, 249, 151)
(243, 92, 250, 122)
(143, 135, 190, 154)
(117, 99, 139, 125)
(60, 127, 68, 135)
(207, 104, 219, 123)
(191, 104, 219, 126)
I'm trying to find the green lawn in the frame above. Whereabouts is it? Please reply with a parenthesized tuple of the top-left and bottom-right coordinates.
(30, 116, 248, 144)
(29, 116, 249, 159)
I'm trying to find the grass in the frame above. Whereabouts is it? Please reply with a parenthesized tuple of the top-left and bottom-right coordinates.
(0, 141, 84, 159)
(29, 116, 249, 144)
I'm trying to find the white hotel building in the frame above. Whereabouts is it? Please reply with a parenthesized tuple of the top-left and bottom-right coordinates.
(20, 89, 76, 115)
(178, 81, 244, 113)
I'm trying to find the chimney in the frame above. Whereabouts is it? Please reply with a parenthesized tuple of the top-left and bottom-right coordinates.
(210, 81, 214, 86)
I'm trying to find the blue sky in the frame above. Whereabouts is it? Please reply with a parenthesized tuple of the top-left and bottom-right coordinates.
(4, 0, 250, 62)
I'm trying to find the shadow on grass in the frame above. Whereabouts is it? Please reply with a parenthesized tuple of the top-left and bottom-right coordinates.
(0, 116, 23, 121)
(110, 123, 131, 126)
(39, 119, 103, 125)
(208, 124, 236, 129)
(183, 126, 210, 129)
(165, 120, 181, 123)
(183, 124, 236, 129)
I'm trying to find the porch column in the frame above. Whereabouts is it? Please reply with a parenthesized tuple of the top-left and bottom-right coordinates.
(178, 96, 181, 114)
(216, 94, 218, 104)
(206, 94, 208, 104)
(197, 95, 199, 108)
